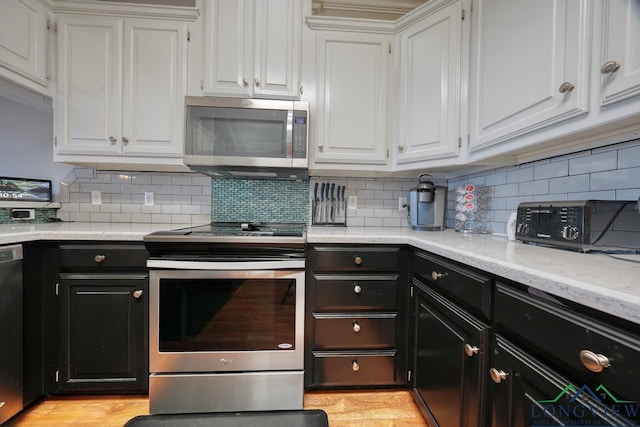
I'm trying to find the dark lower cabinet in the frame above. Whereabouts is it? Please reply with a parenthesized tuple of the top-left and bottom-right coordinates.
(57, 274, 148, 393)
(411, 279, 489, 427)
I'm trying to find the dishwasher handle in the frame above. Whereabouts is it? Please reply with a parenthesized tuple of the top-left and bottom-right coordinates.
(0, 244, 23, 264)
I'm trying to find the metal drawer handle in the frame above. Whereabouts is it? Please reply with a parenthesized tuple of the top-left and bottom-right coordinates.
(354, 256, 363, 265)
(579, 350, 610, 373)
(94, 254, 106, 263)
(490, 368, 508, 384)
(353, 321, 361, 333)
(133, 290, 143, 299)
(352, 359, 360, 372)
(353, 284, 362, 294)
(431, 271, 448, 280)
(601, 61, 621, 75)
(464, 344, 479, 357)
(559, 82, 575, 94)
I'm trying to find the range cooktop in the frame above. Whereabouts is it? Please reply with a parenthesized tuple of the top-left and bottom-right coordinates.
(144, 222, 307, 244)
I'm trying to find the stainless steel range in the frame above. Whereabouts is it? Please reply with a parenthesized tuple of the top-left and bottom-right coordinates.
(144, 222, 306, 415)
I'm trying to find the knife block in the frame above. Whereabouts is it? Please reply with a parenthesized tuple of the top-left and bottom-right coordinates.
(312, 199, 347, 226)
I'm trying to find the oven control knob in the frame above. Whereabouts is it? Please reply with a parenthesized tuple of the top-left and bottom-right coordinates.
(562, 225, 580, 240)
(516, 222, 529, 235)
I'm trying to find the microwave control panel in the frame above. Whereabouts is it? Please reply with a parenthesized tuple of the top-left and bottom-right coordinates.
(292, 112, 308, 158)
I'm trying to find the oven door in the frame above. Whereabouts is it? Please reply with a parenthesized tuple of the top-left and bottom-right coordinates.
(149, 268, 304, 374)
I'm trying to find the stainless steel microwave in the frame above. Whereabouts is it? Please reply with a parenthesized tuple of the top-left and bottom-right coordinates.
(184, 97, 309, 179)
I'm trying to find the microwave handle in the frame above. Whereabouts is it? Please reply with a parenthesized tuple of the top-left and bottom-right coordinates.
(286, 110, 293, 158)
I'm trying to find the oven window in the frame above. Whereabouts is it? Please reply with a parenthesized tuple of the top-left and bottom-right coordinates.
(158, 278, 296, 352)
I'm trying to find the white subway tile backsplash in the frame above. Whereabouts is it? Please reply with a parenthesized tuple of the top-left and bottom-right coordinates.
(617, 144, 640, 168)
(485, 172, 507, 186)
(534, 161, 568, 180)
(507, 167, 534, 183)
(590, 167, 640, 190)
(568, 191, 616, 200)
(569, 151, 617, 175)
(494, 183, 519, 197)
(518, 180, 549, 195)
(549, 175, 590, 193)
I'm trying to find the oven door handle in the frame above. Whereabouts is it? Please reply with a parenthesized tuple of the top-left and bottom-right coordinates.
(146, 259, 306, 270)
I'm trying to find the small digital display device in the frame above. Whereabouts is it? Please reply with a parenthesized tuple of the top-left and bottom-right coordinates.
(0, 177, 52, 202)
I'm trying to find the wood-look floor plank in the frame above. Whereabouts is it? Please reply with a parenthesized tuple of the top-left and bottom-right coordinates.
(11, 391, 428, 427)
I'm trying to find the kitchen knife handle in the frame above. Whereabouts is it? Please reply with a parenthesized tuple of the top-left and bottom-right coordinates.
(330, 183, 335, 200)
(314, 182, 319, 201)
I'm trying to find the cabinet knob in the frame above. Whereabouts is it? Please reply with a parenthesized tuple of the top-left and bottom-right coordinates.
(431, 271, 448, 280)
(94, 254, 106, 263)
(108, 136, 116, 144)
(601, 61, 621, 75)
(579, 350, 610, 373)
(122, 137, 129, 145)
(398, 145, 404, 152)
(255, 78, 260, 87)
(352, 321, 361, 333)
(354, 256, 363, 265)
(352, 359, 360, 372)
(558, 82, 575, 94)
(489, 367, 508, 384)
(243, 78, 249, 87)
(353, 284, 362, 294)
(133, 290, 143, 299)
(464, 344, 479, 357)
(318, 144, 324, 152)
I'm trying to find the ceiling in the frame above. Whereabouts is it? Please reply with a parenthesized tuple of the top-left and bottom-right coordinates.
(311, 0, 429, 20)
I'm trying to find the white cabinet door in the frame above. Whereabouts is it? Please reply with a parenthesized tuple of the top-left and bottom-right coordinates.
(203, 0, 301, 98)
(253, 0, 301, 98)
(600, 0, 640, 106)
(203, 0, 251, 96)
(0, 0, 48, 86)
(315, 32, 390, 165)
(56, 16, 122, 155)
(122, 20, 187, 156)
(468, 0, 590, 152)
(396, 0, 461, 165)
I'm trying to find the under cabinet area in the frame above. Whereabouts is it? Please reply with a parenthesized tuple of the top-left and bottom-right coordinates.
(305, 245, 410, 389)
(51, 244, 149, 393)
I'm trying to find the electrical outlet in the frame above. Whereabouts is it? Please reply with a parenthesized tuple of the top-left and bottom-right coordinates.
(91, 191, 102, 205)
(348, 196, 357, 210)
(144, 192, 155, 207)
(399, 196, 407, 211)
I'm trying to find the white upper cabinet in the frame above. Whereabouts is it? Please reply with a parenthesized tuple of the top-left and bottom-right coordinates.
(55, 14, 189, 167)
(0, 0, 50, 92)
(468, 0, 590, 152)
(395, 0, 462, 166)
(313, 31, 391, 167)
(599, 0, 640, 107)
(202, 0, 302, 98)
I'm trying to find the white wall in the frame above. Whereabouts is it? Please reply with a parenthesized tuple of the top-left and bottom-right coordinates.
(0, 84, 74, 198)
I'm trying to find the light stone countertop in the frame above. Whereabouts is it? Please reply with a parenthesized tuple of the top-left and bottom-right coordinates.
(307, 226, 640, 326)
(1, 222, 639, 325)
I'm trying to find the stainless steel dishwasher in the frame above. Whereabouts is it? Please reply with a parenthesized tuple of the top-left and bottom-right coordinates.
(0, 244, 23, 425)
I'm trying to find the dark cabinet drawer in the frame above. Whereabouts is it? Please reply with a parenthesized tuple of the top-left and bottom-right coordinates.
(314, 315, 396, 349)
(311, 352, 400, 386)
(495, 283, 640, 402)
(413, 251, 491, 319)
(312, 246, 400, 272)
(313, 276, 398, 310)
(59, 244, 147, 269)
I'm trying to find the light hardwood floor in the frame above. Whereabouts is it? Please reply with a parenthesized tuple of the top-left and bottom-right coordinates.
(11, 390, 429, 427)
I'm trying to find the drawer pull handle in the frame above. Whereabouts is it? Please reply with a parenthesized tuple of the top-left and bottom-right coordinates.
(464, 344, 479, 357)
(354, 256, 363, 265)
(558, 82, 575, 94)
(353, 321, 361, 332)
(579, 350, 610, 373)
(352, 359, 360, 372)
(133, 290, 143, 299)
(431, 271, 448, 280)
(489, 368, 508, 384)
(353, 284, 362, 294)
(94, 254, 106, 263)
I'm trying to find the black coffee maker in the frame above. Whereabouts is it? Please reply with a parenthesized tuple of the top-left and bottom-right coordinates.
(408, 174, 447, 231)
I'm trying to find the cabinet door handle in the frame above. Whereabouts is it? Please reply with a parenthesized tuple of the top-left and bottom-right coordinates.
(558, 82, 575, 94)
(354, 256, 363, 265)
(255, 78, 260, 87)
(108, 136, 116, 144)
(94, 254, 106, 263)
(352, 359, 360, 372)
(464, 344, 479, 357)
(353, 284, 362, 294)
(243, 78, 249, 87)
(601, 61, 621, 75)
(122, 137, 129, 145)
(398, 145, 404, 152)
(431, 271, 448, 280)
(579, 350, 610, 373)
(133, 290, 143, 299)
(352, 321, 361, 333)
(489, 367, 508, 384)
